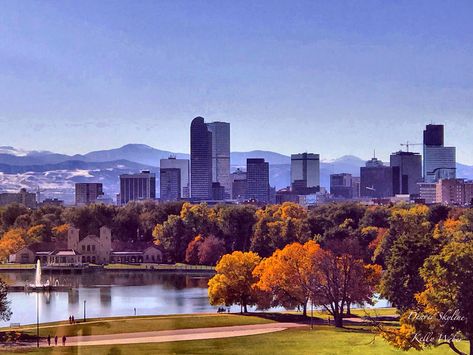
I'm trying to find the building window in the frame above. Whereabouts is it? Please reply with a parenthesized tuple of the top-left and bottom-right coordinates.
(87, 245, 90, 251)
(82, 245, 85, 251)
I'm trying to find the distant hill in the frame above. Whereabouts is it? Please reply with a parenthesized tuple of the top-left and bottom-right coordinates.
(1, 145, 473, 202)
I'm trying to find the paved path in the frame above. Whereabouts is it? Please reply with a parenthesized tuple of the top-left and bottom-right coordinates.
(37, 323, 306, 347)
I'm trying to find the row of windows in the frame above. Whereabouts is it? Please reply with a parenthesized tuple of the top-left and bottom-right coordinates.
(81, 244, 96, 252)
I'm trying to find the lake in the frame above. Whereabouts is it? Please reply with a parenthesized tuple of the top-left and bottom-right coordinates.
(0, 270, 390, 327)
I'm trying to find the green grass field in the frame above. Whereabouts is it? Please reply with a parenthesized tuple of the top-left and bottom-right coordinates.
(1, 325, 468, 355)
(1, 314, 273, 338)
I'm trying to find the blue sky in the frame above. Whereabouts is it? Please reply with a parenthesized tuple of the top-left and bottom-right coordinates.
(0, 0, 472, 162)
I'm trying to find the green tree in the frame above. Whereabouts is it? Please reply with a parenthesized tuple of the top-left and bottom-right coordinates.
(0, 278, 11, 322)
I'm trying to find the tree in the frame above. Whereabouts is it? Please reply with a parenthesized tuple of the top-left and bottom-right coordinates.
(208, 251, 261, 312)
(218, 205, 256, 252)
(381, 239, 473, 355)
(185, 235, 203, 264)
(153, 215, 190, 262)
(313, 239, 382, 328)
(0, 228, 26, 262)
(198, 235, 226, 266)
(0, 278, 11, 322)
(379, 229, 438, 312)
(254, 241, 320, 316)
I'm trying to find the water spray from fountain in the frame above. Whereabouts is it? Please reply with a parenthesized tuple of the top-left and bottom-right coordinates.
(35, 259, 42, 287)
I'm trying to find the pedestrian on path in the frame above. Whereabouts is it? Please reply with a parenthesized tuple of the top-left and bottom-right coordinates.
(62, 335, 66, 346)
(47, 334, 51, 346)
(54, 335, 58, 346)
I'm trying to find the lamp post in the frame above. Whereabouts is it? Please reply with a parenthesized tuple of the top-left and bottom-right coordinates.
(83, 300, 87, 322)
(36, 292, 39, 347)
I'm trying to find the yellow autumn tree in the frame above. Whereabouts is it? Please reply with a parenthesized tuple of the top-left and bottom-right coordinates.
(208, 251, 261, 313)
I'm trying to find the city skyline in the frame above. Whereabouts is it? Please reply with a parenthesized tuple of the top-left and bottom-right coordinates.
(1, 1, 473, 163)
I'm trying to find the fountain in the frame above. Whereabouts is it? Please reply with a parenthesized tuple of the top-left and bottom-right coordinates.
(35, 259, 42, 287)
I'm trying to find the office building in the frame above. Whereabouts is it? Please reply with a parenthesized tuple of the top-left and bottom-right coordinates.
(190, 117, 213, 200)
(160, 156, 190, 198)
(290, 153, 320, 192)
(230, 168, 247, 200)
(246, 158, 270, 203)
(360, 158, 399, 198)
(206, 121, 231, 198)
(212, 182, 225, 201)
(330, 173, 353, 199)
(160, 168, 181, 202)
(390, 151, 422, 195)
(119, 171, 156, 205)
(75, 183, 104, 205)
(436, 179, 473, 206)
(423, 124, 456, 182)
(418, 182, 437, 204)
(0, 188, 36, 208)
(351, 177, 361, 198)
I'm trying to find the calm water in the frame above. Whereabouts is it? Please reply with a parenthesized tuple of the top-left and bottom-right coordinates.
(0, 270, 216, 327)
(0, 270, 390, 327)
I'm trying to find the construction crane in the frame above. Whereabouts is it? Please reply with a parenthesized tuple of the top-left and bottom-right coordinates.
(400, 141, 422, 152)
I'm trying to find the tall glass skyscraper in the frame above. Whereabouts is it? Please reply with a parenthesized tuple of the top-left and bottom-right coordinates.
(290, 153, 320, 191)
(206, 121, 231, 198)
(246, 158, 270, 203)
(190, 117, 213, 200)
(423, 124, 456, 182)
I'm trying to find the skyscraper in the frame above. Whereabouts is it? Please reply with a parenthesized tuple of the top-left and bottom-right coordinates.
(330, 173, 353, 199)
(190, 117, 213, 200)
(160, 168, 181, 201)
(75, 183, 104, 205)
(230, 168, 247, 200)
(206, 121, 231, 198)
(119, 171, 156, 205)
(160, 156, 190, 198)
(360, 157, 399, 198)
(246, 158, 270, 203)
(390, 151, 422, 195)
(290, 153, 320, 192)
(423, 124, 456, 182)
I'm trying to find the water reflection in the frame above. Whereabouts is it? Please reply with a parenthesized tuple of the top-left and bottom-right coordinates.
(0, 270, 215, 327)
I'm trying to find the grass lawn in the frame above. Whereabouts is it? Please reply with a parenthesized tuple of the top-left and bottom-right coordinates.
(1, 314, 273, 338)
(1, 325, 468, 355)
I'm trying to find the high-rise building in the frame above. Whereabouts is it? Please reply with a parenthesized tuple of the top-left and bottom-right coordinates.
(230, 168, 247, 200)
(75, 183, 104, 205)
(119, 171, 156, 205)
(436, 179, 473, 205)
(330, 173, 353, 199)
(0, 188, 36, 208)
(246, 158, 270, 203)
(360, 158, 399, 198)
(423, 124, 456, 182)
(190, 117, 213, 200)
(206, 121, 231, 198)
(290, 153, 320, 192)
(390, 151, 422, 195)
(160, 156, 190, 198)
(160, 168, 181, 202)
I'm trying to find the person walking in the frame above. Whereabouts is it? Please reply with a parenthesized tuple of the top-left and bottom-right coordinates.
(47, 334, 51, 346)
(62, 335, 66, 346)
(54, 335, 58, 346)
(71, 315, 75, 323)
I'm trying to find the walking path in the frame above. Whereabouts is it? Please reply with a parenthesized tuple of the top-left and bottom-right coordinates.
(37, 322, 306, 347)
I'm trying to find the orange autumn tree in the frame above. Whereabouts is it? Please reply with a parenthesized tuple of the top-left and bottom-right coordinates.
(0, 228, 27, 262)
(254, 241, 320, 316)
(208, 251, 261, 313)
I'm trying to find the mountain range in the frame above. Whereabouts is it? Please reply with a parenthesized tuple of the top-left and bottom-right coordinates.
(0, 144, 472, 204)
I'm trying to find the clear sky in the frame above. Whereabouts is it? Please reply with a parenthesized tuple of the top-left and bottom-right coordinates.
(0, 1, 472, 162)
